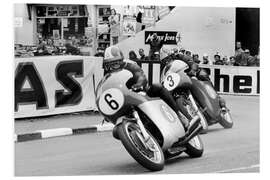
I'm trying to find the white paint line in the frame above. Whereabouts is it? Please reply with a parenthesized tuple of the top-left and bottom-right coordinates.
(14, 134, 17, 142)
(36, 128, 73, 138)
(96, 123, 114, 132)
(213, 164, 260, 173)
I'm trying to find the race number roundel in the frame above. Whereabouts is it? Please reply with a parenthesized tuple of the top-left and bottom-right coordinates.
(98, 88, 124, 115)
(163, 73, 180, 91)
(160, 104, 177, 123)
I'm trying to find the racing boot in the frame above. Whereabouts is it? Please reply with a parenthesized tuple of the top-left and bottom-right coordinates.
(218, 96, 227, 111)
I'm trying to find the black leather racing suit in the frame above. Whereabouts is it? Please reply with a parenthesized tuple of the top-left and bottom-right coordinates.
(164, 53, 210, 81)
(121, 61, 189, 128)
(164, 53, 226, 107)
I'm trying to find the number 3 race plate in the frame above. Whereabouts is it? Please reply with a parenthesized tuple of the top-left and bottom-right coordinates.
(163, 73, 180, 91)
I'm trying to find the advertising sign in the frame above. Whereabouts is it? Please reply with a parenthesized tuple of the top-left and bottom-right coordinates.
(122, 17, 137, 36)
(136, 60, 260, 96)
(142, 6, 155, 26)
(145, 31, 178, 45)
(53, 29, 60, 39)
(15, 56, 103, 118)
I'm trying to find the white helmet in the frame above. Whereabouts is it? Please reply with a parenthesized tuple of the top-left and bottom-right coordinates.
(103, 46, 124, 72)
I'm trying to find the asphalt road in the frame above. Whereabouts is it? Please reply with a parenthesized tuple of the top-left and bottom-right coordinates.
(15, 95, 259, 176)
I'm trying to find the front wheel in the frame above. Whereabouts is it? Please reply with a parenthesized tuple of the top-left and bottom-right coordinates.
(219, 108, 233, 128)
(185, 135, 204, 158)
(118, 121, 164, 171)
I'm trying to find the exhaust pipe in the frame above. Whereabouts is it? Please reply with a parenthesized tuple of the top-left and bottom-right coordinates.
(172, 124, 202, 147)
(187, 114, 200, 133)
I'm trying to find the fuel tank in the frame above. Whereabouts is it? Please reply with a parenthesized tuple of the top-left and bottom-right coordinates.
(138, 99, 185, 150)
(191, 79, 220, 119)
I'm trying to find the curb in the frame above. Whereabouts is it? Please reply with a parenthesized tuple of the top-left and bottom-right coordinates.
(14, 123, 114, 143)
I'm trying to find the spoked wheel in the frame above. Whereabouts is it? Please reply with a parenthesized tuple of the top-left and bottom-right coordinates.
(185, 135, 204, 158)
(176, 95, 208, 133)
(118, 121, 164, 171)
(219, 108, 233, 129)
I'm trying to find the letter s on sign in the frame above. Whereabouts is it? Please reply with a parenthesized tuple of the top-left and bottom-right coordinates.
(55, 60, 83, 107)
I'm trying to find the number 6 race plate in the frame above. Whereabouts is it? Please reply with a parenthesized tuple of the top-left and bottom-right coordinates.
(163, 73, 180, 91)
(98, 88, 124, 115)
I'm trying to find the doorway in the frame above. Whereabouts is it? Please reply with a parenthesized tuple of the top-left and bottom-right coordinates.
(235, 8, 260, 56)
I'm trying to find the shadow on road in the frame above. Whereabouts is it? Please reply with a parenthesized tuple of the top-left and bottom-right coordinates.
(203, 127, 227, 134)
(165, 154, 190, 165)
(104, 161, 150, 175)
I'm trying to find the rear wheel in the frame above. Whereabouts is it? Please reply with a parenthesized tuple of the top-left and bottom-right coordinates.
(176, 95, 208, 133)
(219, 108, 233, 128)
(118, 120, 164, 171)
(185, 135, 204, 158)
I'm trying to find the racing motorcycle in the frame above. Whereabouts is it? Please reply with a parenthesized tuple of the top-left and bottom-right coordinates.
(95, 69, 204, 171)
(161, 60, 233, 133)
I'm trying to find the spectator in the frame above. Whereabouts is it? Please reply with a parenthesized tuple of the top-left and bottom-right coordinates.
(179, 48, 185, 55)
(250, 55, 260, 67)
(148, 33, 163, 60)
(244, 49, 258, 66)
(71, 36, 78, 46)
(65, 42, 80, 55)
(214, 53, 224, 65)
(253, 47, 260, 66)
(235, 49, 251, 66)
(202, 53, 210, 65)
(129, 50, 139, 61)
(136, 11, 142, 23)
(79, 36, 88, 46)
(235, 41, 244, 56)
(138, 48, 149, 60)
(192, 54, 200, 64)
(94, 47, 104, 57)
(185, 50, 192, 58)
(108, 9, 120, 45)
(222, 56, 229, 65)
(168, 47, 180, 60)
(228, 56, 236, 66)
(34, 40, 50, 56)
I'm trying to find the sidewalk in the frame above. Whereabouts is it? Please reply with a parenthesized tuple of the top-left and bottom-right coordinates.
(14, 112, 114, 142)
(15, 112, 103, 134)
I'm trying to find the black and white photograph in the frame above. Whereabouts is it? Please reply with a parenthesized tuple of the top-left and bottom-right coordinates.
(9, 0, 265, 178)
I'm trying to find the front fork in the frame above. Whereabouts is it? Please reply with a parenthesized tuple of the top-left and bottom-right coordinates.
(132, 110, 150, 141)
(187, 92, 208, 130)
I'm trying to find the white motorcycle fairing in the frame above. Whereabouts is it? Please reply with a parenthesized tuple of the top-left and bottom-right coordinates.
(138, 99, 186, 150)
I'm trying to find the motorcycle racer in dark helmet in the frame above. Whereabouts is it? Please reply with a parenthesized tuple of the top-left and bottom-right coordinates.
(103, 46, 190, 130)
(163, 51, 226, 108)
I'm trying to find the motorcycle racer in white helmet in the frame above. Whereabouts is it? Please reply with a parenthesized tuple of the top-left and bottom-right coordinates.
(102, 46, 190, 130)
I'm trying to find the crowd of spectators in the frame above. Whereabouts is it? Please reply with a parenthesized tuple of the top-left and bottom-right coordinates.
(15, 38, 259, 67)
(123, 41, 259, 67)
(15, 35, 93, 58)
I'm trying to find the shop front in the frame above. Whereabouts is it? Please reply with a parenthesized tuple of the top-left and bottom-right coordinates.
(14, 4, 172, 57)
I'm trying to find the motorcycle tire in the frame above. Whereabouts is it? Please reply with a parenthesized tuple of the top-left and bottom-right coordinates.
(176, 95, 208, 134)
(219, 109, 233, 129)
(185, 135, 204, 158)
(118, 120, 164, 171)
